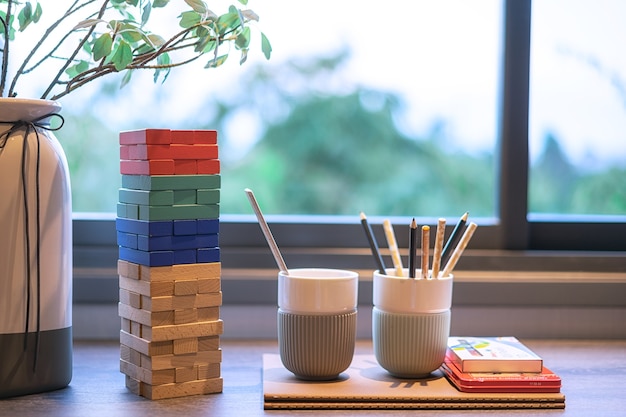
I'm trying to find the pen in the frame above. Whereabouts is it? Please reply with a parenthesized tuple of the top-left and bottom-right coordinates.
(383, 219, 404, 277)
(360, 212, 386, 274)
(408, 218, 417, 278)
(440, 212, 468, 268)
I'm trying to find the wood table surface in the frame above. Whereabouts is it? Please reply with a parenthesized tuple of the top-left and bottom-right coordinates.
(0, 339, 625, 417)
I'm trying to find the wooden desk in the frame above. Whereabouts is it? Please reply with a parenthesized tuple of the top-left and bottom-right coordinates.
(0, 339, 624, 416)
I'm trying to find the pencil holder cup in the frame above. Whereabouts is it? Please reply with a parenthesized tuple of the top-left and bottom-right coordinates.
(372, 268, 453, 378)
(277, 268, 358, 380)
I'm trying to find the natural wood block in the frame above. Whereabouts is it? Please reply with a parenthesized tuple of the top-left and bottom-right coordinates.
(120, 359, 176, 385)
(120, 330, 173, 357)
(121, 318, 131, 333)
(119, 288, 142, 309)
(142, 319, 223, 342)
(130, 320, 142, 338)
(173, 337, 199, 355)
(197, 306, 220, 322)
(198, 335, 220, 351)
(118, 259, 140, 279)
(139, 262, 221, 282)
(142, 377, 223, 400)
(197, 362, 221, 380)
(197, 277, 221, 293)
(142, 292, 222, 312)
(119, 275, 175, 297)
(174, 280, 198, 296)
(174, 308, 198, 325)
(120, 344, 141, 366)
(175, 366, 198, 383)
(140, 349, 222, 371)
(125, 375, 142, 396)
(118, 303, 175, 327)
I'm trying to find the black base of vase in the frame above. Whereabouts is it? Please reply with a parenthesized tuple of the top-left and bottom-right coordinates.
(0, 327, 72, 399)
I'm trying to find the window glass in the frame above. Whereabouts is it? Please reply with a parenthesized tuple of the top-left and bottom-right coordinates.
(22, 1, 501, 217)
(529, 0, 626, 216)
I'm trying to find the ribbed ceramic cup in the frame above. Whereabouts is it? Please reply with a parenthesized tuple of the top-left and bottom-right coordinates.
(277, 268, 358, 380)
(372, 268, 453, 378)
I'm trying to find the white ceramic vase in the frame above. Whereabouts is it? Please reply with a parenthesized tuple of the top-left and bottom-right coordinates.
(0, 98, 72, 398)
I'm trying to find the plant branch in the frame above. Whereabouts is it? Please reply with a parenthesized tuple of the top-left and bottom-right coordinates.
(39, 0, 110, 100)
(0, 0, 13, 97)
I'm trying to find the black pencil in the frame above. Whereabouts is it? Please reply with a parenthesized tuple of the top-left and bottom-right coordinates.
(408, 218, 417, 278)
(360, 212, 386, 274)
(440, 212, 468, 268)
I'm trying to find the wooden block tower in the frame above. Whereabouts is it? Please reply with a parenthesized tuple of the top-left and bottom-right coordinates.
(116, 129, 223, 400)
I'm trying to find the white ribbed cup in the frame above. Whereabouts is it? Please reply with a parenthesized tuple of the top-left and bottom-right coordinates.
(372, 269, 453, 378)
(277, 268, 358, 380)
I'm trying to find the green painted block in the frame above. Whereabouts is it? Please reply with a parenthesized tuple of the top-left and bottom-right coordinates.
(119, 188, 174, 206)
(138, 204, 219, 221)
(117, 202, 139, 220)
(173, 189, 197, 205)
(121, 174, 221, 191)
(197, 189, 220, 204)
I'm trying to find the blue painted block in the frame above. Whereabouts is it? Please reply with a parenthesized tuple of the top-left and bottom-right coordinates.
(136, 234, 219, 251)
(197, 219, 219, 234)
(173, 219, 197, 236)
(118, 247, 173, 267)
(173, 249, 197, 264)
(116, 218, 173, 236)
(197, 234, 219, 248)
(117, 231, 138, 249)
(197, 247, 220, 263)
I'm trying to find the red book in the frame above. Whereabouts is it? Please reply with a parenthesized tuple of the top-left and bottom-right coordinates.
(442, 356, 561, 394)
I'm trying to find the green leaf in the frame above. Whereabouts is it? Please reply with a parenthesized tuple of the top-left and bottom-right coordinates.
(17, 2, 33, 31)
(179, 10, 201, 28)
(216, 11, 240, 35)
(153, 0, 170, 7)
(0, 12, 16, 40)
(93, 33, 113, 61)
(120, 68, 134, 88)
(239, 48, 248, 65)
(235, 26, 250, 49)
(240, 9, 259, 22)
(73, 19, 105, 30)
(65, 60, 90, 78)
(154, 53, 171, 83)
(141, 2, 152, 26)
(185, 0, 207, 14)
(238, 0, 248, 5)
(110, 39, 133, 71)
(33, 3, 42, 23)
(200, 39, 217, 54)
(261, 32, 272, 60)
(205, 54, 228, 68)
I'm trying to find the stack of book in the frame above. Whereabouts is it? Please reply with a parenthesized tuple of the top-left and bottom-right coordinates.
(116, 129, 223, 400)
(443, 337, 562, 394)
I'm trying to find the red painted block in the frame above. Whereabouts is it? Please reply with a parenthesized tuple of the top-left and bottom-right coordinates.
(174, 159, 197, 175)
(128, 144, 171, 160)
(119, 129, 171, 145)
(171, 144, 218, 160)
(193, 130, 218, 144)
(197, 159, 220, 175)
(120, 145, 131, 160)
(170, 130, 196, 144)
(120, 159, 175, 175)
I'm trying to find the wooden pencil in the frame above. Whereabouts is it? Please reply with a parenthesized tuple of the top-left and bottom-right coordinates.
(440, 212, 468, 268)
(383, 219, 404, 277)
(441, 222, 478, 277)
(408, 218, 417, 279)
(360, 212, 386, 274)
(421, 225, 430, 280)
(431, 218, 446, 279)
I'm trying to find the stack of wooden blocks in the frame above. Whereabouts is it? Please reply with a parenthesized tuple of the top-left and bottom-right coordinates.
(116, 129, 223, 400)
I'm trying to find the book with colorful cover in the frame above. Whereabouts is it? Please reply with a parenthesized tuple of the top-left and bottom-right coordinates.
(442, 354, 561, 394)
(447, 337, 543, 373)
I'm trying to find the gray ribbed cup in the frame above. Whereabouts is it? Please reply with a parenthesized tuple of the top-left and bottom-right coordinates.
(373, 307, 450, 378)
(278, 309, 357, 380)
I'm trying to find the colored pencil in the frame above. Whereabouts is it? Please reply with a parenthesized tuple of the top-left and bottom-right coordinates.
(244, 188, 289, 273)
(360, 212, 386, 274)
(408, 218, 417, 278)
(431, 218, 446, 279)
(383, 219, 404, 277)
(442, 222, 478, 277)
(441, 212, 468, 268)
(421, 225, 430, 280)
